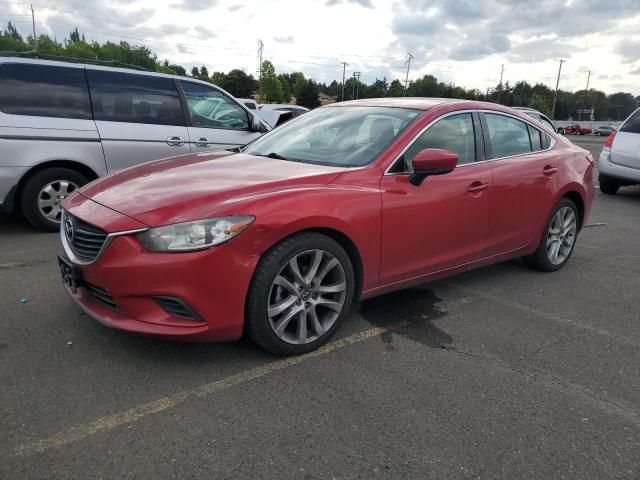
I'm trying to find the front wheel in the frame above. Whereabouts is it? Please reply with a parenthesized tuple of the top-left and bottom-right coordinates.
(245, 232, 355, 355)
(524, 199, 579, 272)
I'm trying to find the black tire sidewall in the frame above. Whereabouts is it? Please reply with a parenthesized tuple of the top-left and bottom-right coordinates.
(21, 168, 88, 232)
(246, 232, 355, 355)
(599, 177, 619, 195)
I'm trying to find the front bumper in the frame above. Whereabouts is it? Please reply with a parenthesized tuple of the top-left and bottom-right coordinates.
(59, 197, 259, 342)
(598, 150, 640, 184)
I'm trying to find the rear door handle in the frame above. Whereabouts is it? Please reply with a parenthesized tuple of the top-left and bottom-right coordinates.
(543, 165, 558, 176)
(166, 136, 185, 146)
(194, 137, 209, 147)
(467, 181, 489, 194)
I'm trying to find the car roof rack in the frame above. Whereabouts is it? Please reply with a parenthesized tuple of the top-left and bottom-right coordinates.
(0, 50, 150, 71)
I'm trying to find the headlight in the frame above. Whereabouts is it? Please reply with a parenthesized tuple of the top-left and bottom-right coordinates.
(137, 216, 255, 252)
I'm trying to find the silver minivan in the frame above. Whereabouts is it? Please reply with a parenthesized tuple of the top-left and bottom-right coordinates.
(0, 58, 267, 231)
(598, 107, 640, 194)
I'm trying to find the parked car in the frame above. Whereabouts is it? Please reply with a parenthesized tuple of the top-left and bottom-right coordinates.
(0, 57, 268, 231)
(597, 107, 640, 194)
(593, 125, 617, 136)
(513, 107, 564, 134)
(58, 99, 594, 355)
(564, 123, 592, 135)
(259, 104, 309, 128)
(237, 98, 259, 111)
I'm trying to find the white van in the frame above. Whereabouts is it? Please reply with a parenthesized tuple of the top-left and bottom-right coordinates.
(0, 57, 268, 231)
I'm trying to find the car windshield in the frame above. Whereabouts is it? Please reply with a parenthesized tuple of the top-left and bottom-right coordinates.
(243, 106, 421, 167)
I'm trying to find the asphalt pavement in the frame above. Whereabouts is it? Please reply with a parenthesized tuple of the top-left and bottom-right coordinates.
(1, 136, 639, 479)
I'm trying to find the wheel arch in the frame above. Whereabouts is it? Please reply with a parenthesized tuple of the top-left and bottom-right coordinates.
(14, 160, 99, 211)
(560, 190, 585, 230)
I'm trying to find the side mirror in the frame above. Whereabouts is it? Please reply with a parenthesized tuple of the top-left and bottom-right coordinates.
(409, 148, 458, 186)
(250, 113, 263, 132)
(557, 127, 565, 135)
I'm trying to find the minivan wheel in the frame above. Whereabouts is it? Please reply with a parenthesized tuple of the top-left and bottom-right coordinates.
(524, 199, 579, 272)
(245, 232, 355, 355)
(599, 177, 620, 195)
(21, 168, 88, 232)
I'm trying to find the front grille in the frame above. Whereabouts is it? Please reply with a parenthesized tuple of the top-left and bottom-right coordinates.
(154, 296, 201, 321)
(83, 282, 118, 310)
(64, 213, 108, 262)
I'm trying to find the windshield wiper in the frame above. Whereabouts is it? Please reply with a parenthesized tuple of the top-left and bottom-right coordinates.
(253, 152, 290, 160)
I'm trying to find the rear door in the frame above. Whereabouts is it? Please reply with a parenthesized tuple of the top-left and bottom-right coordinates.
(611, 108, 640, 170)
(481, 112, 558, 256)
(179, 81, 261, 151)
(87, 69, 190, 172)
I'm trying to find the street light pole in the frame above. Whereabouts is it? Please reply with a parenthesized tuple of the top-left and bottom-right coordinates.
(341, 62, 348, 102)
(551, 59, 565, 120)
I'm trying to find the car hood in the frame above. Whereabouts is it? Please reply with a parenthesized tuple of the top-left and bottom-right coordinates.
(79, 151, 345, 227)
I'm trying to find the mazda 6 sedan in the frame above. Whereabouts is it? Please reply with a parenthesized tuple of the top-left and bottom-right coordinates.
(58, 98, 595, 355)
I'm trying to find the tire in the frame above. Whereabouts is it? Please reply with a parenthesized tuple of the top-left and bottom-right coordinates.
(20, 168, 88, 232)
(599, 176, 620, 195)
(524, 198, 579, 272)
(245, 232, 355, 355)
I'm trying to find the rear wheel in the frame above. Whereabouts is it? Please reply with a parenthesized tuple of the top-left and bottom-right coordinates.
(524, 199, 579, 272)
(20, 168, 88, 232)
(599, 176, 620, 195)
(245, 232, 355, 355)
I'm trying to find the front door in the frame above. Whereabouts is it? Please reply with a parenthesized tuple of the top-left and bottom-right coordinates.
(179, 81, 262, 152)
(87, 70, 190, 172)
(380, 112, 491, 286)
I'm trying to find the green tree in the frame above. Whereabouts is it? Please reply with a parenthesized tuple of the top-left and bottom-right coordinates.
(608, 92, 637, 120)
(260, 60, 283, 103)
(220, 69, 255, 97)
(388, 79, 405, 97)
(277, 74, 292, 103)
(296, 80, 320, 109)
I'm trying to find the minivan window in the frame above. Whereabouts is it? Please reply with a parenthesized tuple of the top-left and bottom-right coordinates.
(485, 113, 532, 158)
(181, 82, 249, 130)
(620, 109, 640, 134)
(0, 64, 91, 119)
(87, 70, 185, 126)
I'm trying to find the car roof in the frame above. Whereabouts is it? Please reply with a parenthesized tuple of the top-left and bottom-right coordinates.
(329, 97, 467, 110)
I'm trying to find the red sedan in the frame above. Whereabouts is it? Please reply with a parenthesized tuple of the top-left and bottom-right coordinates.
(58, 99, 595, 355)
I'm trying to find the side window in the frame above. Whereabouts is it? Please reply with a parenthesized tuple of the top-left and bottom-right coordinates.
(244, 102, 257, 110)
(87, 70, 184, 126)
(541, 132, 552, 149)
(181, 82, 249, 130)
(539, 114, 556, 132)
(485, 113, 532, 159)
(0, 63, 91, 119)
(528, 125, 542, 151)
(398, 113, 476, 172)
(620, 109, 640, 134)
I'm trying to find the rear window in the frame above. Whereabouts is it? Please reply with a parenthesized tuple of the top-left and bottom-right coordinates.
(620, 109, 640, 134)
(87, 70, 185, 126)
(0, 63, 91, 119)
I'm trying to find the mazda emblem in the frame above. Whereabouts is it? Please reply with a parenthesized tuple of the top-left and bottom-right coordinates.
(64, 217, 74, 242)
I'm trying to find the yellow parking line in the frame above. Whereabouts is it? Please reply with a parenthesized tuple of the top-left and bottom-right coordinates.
(15, 323, 407, 457)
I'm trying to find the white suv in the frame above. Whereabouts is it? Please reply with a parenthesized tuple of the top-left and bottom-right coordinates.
(598, 107, 640, 194)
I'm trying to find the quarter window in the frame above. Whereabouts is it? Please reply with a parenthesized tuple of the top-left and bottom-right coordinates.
(398, 113, 476, 172)
(528, 125, 542, 151)
(620, 109, 640, 134)
(0, 64, 91, 119)
(485, 113, 532, 158)
(87, 70, 185, 126)
(181, 82, 249, 130)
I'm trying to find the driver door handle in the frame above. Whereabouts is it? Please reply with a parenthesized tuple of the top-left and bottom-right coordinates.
(467, 181, 489, 194)
(166, 136, 185, 146)
(194, 137, 209, 147)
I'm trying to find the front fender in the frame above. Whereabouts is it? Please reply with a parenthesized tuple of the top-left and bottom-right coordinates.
(228, 185, 382, 293)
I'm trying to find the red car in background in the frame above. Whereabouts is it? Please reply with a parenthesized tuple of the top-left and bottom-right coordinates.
(58, 99, 595, 355)
(565, 123, 592, 135)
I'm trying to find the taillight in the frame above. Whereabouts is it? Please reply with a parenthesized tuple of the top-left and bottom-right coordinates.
(603, 130, 617, 150)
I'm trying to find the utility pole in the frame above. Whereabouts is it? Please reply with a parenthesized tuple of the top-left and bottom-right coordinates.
(353, 72, 361, 100)
(257, 40, 264, 103)
(497, 64, 505, 103)
(341, 62, 348, 102)
(404, 52, 414, 96)
(30, 4, 37, 51)
(578, 70, 591, 121)
(551, 59, 565, 120)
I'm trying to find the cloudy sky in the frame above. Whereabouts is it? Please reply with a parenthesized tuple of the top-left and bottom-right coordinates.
(4, 0, 640, 94)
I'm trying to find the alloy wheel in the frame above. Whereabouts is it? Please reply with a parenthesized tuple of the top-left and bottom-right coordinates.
(546, 206, 577, 265)
(267, 249, 347, 345)
(37, 180, 78, 223)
